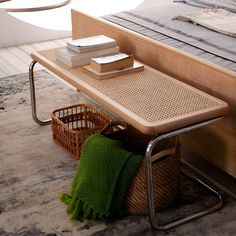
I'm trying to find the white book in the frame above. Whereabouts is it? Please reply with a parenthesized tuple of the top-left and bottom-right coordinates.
(67, 35, 117, 53)
(55, 46, 119, 61)
(56, 55, 91, 67)
(91, 53, 130, 64)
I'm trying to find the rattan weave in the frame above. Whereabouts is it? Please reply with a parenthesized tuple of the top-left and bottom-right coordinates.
(71, 68, 219, 122)
(51, 104, 112, 159)
(126, 153, 180, 215)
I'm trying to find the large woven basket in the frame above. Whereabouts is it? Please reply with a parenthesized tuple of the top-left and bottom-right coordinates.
(51, 104, 112, 159)
(104, 123, 180, 215)
(126, 151, 180, 215)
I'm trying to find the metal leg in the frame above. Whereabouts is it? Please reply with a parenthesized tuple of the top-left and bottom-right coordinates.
(29, 60, 51, 125)
(145, 117, 223, 230)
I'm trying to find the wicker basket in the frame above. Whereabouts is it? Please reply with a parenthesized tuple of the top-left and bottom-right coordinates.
(105, 124, 180, 215)
(126, 151, 180, 215)
(51, 104, 112, 159)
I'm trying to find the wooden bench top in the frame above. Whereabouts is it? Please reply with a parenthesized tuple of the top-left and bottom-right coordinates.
(31, 49, 229, 135)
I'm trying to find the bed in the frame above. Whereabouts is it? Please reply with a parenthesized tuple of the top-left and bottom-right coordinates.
(71, 0, 236, 177)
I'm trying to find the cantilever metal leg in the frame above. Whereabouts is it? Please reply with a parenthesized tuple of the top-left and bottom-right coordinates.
(29, 60, 51, 125)
(145, 117, 224, 230)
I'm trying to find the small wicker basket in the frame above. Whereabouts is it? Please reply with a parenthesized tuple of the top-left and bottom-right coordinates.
(51, 104, 112, 159)
(103, 123, 180, 215)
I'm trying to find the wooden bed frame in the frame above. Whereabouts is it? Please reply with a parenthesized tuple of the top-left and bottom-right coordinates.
(71, 9, 236, 178)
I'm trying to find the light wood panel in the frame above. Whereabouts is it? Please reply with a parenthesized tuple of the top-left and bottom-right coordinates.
(71, 10, 236, 177)
(0, 48, 29, 73)
(18, 44, 38, 55)
(0, 52, 21, 75)
(0, 38, 70, 77)
(7, 46, 33, 66)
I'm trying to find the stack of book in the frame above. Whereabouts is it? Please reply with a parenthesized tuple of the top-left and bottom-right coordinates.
(55, 35, 119, 67)
(83, 53, 144, 79)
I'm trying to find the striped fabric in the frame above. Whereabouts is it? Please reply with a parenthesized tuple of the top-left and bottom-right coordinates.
(174, 8, 236, 37)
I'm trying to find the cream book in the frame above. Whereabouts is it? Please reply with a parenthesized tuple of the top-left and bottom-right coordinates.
(67, 35, 117, 53)
(90, 53, 134, 73)
(83, 61, 144, 80)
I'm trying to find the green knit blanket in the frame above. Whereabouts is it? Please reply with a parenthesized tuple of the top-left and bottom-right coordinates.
(60, 134, 143, 220)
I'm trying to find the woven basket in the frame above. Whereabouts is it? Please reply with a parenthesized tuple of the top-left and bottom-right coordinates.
(51, 104, 112, 159)
(126, 151, 180, 215)
(105, 124, 180, 215)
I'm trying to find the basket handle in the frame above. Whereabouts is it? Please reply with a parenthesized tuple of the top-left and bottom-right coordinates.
(101, 121, 178, 161)
(151, 136, 179, 162)
(100, 120, 128, 135)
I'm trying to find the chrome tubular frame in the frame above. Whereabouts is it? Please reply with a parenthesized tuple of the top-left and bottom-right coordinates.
(145, 117, 224, 230)
(29, 60, 51, 125)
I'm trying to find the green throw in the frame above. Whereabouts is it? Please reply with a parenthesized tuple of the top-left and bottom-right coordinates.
(60, 134, 143, 220)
